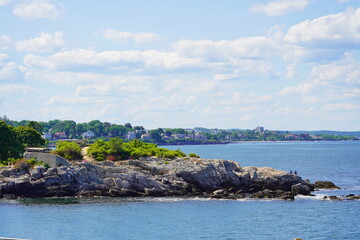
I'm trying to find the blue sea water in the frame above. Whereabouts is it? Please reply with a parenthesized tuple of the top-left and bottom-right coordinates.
(1, 141, 359, 240)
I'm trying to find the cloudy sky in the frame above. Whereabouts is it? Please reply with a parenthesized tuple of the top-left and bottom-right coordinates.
(0, 0, 359, 130)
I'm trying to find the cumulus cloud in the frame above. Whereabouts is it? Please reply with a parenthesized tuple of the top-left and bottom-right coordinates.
(310, 56, 360, 85)
(13, 0, 64, 20)
(278, 80, 323, 95)
(285, 8, 360, 48)
(250, 0, 310, 17)
(0, 54, 25, 82)
(0, 34, 12, 50)
(175, 37, 272, 60)
(0, 0, 14, 7)
(103, 29, 161, 43)
(23, 48, 205, 72)
(16, 31, 64, 52)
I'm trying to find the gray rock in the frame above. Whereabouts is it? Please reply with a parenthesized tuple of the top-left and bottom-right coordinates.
(0, 158, 308, 199)
(291, 183, 312, 195)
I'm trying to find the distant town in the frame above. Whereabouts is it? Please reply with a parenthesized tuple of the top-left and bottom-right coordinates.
(1, 116, 359, 145)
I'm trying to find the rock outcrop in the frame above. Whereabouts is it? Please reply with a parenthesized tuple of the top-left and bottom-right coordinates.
(313, 181, 340, 189)
(0, 158, 315, 200)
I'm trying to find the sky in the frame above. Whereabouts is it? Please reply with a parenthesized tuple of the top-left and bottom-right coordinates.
(0, 0, 359, 131)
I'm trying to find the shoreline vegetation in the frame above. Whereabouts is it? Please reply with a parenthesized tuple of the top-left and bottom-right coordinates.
(0, 117, 359, 148)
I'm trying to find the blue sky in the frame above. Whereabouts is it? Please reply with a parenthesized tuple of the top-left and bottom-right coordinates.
(0, 0, 359, 130)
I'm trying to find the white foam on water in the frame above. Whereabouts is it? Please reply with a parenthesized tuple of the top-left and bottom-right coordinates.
(295, 194, 326, 201)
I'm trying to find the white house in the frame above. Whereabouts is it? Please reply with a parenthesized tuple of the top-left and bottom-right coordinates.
(141, 134, 152, 140)
(42, 132, 52, 140)
(125, 131, 136, 140)
(82, 130, 95, 139)
(174, 134, 187, 139)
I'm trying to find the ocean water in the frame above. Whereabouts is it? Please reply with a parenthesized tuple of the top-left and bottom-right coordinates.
(1, 141, 359, 240)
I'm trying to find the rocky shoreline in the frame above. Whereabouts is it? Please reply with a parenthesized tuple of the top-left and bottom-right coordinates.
(0, 157, 351, 201)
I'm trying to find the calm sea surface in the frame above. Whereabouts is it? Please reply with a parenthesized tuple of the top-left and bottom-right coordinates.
(1, 141, 359, 240)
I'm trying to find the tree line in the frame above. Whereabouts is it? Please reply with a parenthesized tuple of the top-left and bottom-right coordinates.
(1, 116, 144, 139)
(0, 121, 45, 164)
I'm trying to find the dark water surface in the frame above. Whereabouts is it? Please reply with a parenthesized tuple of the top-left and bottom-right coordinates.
(1, 141, 359, 240)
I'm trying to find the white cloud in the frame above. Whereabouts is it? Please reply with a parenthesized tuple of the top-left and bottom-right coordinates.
(0, 34, 12, 50)
(175, 37, 271, 60)
(16, 31, 64, 52)
(23, 48, 205, 72)
(46, 94, 90, 105)
(310, 55, 360, 85)
(278, 80, 324, 95)
(324, 103, 359, 111)
(250, 0, 310, 17)
(0, 55, 25, 82)
(13, 0, 64, 20)
(103, 29, 161, 43)
(285, 8, 360, 48)
(0, 0, 15, 6)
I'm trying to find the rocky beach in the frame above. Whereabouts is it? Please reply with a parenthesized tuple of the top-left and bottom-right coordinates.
(0, 157, 348, 200)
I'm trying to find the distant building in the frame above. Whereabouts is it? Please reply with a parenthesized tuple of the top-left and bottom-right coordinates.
(162, 135, 174, 141)
(125, 131, 136, 140)
(42, 132, 52, 140)
(285, 133, 298, 140)
(82, 130, 95, 139)
(54, 132, 67, 139)
(174, 134, 187, 139)
(255, 126, 264, 134)
(141, 134, 152, 140)
(193, 134, 207, 140)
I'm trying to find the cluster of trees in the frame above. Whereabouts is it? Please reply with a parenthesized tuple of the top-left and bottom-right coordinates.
(1, 116, 145, 139)
(87, 138, 186, 161)
(52, 142, 82, 160)
(0, 121, 45, 164)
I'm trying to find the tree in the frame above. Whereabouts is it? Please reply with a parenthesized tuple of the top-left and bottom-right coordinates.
(0, 121, 24, 161)
(149, 129, 164, 143)
(27, 121, 43, 133)
(14, 126, 45, 147)
(108, 125, 127, 137)
(124, 123, 132, 129)
(63, 120, 77, 138)
(54, 141, 82, 160)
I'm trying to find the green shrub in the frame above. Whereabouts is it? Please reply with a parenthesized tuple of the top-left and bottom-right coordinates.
(54, 141, 82, 160)
(86, 138, 187, 161)
(189, 153, 200, 158)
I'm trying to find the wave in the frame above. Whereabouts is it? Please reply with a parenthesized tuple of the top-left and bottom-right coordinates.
(295, 194, 326, 201)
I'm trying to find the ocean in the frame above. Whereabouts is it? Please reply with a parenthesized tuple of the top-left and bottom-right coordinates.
(1, 141, 359, 240)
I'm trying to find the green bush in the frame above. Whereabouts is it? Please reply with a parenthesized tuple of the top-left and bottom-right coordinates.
(86, 138, 187, 161)
(189, 153, 200, 158)
(54, 141, 82, 160)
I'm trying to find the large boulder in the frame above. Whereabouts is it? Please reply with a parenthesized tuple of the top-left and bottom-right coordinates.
(291, 183, 312, 195)
(313, 181, 340, 189)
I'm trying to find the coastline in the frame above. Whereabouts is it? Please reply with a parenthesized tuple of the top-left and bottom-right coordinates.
(0, 157, 350, 201)
(157, 139, 359, 146)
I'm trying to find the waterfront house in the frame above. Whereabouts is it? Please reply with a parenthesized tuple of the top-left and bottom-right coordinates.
(141, 134, 152, 140)
(42, 132, 52, 140)
(82, 130, 95, 139)
(54, 132, 67, 139)
(125, 131, 136, 140)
